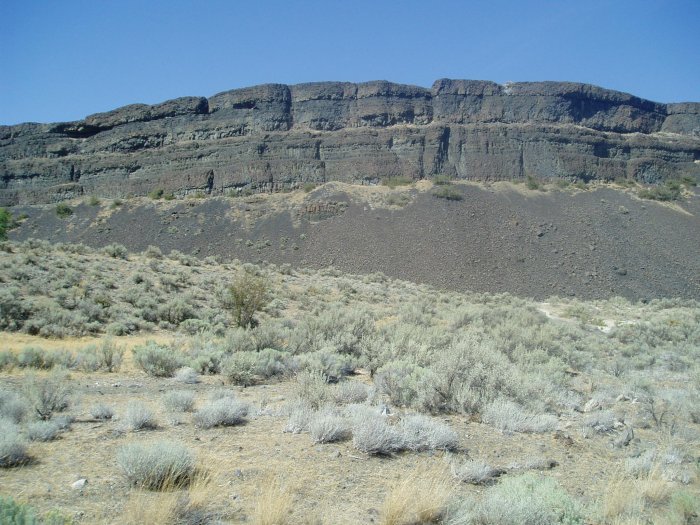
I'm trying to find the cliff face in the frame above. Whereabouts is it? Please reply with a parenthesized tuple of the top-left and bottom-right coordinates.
(1, 80, 699, 205)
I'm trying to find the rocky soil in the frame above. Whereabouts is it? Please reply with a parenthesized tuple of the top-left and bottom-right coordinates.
(8, 181, 700, 301)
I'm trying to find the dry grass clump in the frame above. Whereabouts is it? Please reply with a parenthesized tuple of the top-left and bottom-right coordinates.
(117, 440, 195, 490)
(379, 464, 452, 525)
(251, 474, 294, 525)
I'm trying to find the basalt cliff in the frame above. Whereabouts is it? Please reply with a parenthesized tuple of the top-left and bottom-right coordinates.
(1, 79, 699, 205)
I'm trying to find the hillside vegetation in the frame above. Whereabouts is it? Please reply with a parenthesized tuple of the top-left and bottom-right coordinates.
(1, 239, 699, 523)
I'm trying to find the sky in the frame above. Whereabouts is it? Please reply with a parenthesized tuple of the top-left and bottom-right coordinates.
(1, 0, 699, 125)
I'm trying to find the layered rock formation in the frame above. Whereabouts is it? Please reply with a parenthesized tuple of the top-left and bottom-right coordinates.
(1, 79, 699, 205)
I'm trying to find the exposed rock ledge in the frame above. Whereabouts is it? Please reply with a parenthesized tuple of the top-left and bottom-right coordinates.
(1, 79, 699, 205)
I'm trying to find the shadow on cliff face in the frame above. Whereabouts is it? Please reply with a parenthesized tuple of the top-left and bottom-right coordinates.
(8, 182, 700, 301)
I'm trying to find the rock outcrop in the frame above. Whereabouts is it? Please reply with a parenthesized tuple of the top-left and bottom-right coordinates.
(1, 79, 699, 205)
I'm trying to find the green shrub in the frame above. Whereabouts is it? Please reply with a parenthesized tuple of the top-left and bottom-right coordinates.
(638, 181, 682, 201)
(0, 495, 36, 523)
(302, 182, 318, 192)
(224, 272, 269, 328)
(449, 473, 585, 524)
(132, 342, 183, 377)
(431, 185, 463, 201)
(87, 195, 101, 206)
(101, 243, 127, 259)
(0, 208, 11, 241)
(117, 441, 195, 490)
(382, 176, 413, 188)
(433, 175, 454, 185)
(55, 203, 73, 218)
(148, 188, 165, 200)
(526, 176, 540, 190)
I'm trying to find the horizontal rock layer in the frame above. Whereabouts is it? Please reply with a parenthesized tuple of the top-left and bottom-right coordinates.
(1, 79, 699, 205)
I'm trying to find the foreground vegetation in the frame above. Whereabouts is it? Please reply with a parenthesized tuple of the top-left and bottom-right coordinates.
(1, 239, 699, 523)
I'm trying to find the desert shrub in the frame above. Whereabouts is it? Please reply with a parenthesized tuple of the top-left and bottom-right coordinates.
(374, 360, 438, 411)
(26, 420, 62, 442)
(352, 414, 405, 455)
(76, 346, 102, 372)
(283, 401, 314, 434)
(582, 410, 618, 434)
(174, 366, 199, 384)
(117, 441, 195, 490)
(17, 346, 52, 369)
(143, 245, 163, 259)
(398, 414, 459, 451)
(163, 391, 196, 413)
(482, 399, 557, 434)
(102, 243, 128, 259)
(449, 473, 585, 525)
(222, 327, 256, 353)
(221, 352, 257, 386)
(179, 318, 212, 335)
(123, 401, 157, 431)
(334, 381, 370, 404)
(157, 298, 195, 326)
(133, 342, 183, 377)
(451, 459, 502, 485)
(55, 203, 73, 218)
(97, 338, 124, 372)
(296, 350, 354, 381)
(89, 403, 114, 420)
(24, 371, 71, 420)
(0, 351, 17, 371)
(293, 369, 330, 409)
(193, 398, 249, 429)
(0, 390, 29, 423)
(0, 428, 30, 468)
(308, 409, 351, 444)
(0, 286, 29, 330)
(286, 307, 374, 357)
(432, 185, 463, 200)
(224, 271, 269, 328)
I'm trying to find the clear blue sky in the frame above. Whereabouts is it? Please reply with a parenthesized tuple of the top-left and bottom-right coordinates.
(1, 0, 699, 125)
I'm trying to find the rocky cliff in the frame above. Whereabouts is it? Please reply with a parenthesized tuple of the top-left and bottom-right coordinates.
(1, 80, 699, 205)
